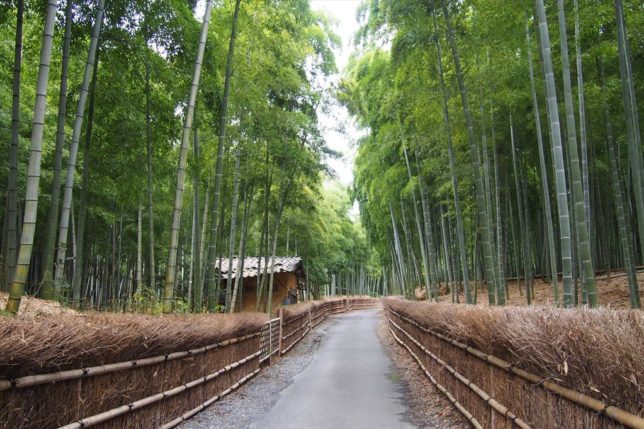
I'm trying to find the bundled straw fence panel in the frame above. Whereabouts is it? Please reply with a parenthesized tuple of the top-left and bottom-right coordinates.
(384, 298, 644, 429)
(0, 314, 265, 429)
(1, 297, 381, 428)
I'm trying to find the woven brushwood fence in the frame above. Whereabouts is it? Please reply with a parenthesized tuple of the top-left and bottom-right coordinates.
(384, 301, 644, 429)
(0, 331, 261, 429)
(0, 297, 380, 429)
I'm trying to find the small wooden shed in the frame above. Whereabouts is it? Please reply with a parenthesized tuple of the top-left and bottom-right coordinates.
(215, 256, 306, 312)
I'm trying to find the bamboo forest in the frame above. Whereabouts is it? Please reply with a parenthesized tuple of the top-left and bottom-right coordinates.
(0, 1, 643, 428)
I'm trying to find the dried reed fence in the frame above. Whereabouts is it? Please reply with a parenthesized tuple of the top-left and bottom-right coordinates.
(383, 298, 644, 429)
(0, 297, 379, 428)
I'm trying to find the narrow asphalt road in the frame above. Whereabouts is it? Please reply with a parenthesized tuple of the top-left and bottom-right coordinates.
(249, 308, 417, 429)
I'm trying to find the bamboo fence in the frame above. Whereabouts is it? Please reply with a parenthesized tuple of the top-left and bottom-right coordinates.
(0, 297, 380, 429)
(385, 304, 644, 429)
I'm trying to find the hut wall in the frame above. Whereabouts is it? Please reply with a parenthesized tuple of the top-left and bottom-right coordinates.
(241, 272, 296, 312)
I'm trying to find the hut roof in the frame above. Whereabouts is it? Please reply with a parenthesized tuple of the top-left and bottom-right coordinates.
(215, 256, 304, 279)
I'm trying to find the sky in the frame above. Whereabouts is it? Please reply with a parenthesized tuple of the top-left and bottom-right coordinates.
(310, 0, 362, 188)
(195, 0, 363, 189)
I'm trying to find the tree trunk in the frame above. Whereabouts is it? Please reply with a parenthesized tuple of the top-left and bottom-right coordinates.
(41, 0, 72, 299)
(402, 146, 431, 301)
(534, 2, 575, 307)
(266, 187, 288, 314)
(481, 104, 503, 304)
(205, 0, 242, 312)
(72, 48, 100, 305)
(5, 0, 58, 314)
(432, 11, 471, 303)
(225, 142, 242, 311)
(440, 0, 497, 302)
(192, 117, 202, 312)
(614, 0, 644, 262)
(510, 116, 531, 304)
(54, 0, 106, 298)
(230, 186, 253, 313)
(556, 0, 597, 306)
(137, 200, 143, 294)
(3, 0, 24, 292)
(526, 22, 559, 304)
(573, 0, 591, 251)
(599, 61, 640, 309)
(145, 11, 156, 291)
(162, 0, 216, 313)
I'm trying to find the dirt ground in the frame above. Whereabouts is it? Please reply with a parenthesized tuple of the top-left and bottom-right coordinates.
(0, 292, 77, 316)
(376, 313, 469, 429)
(416, 269, 644, 309)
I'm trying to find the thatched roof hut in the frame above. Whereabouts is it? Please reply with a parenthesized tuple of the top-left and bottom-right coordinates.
(215, 256, 305, 312)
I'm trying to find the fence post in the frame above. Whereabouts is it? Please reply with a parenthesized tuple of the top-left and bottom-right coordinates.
(308, 308, 312, 332)
(278, 308, 284, 355)
(268, 319, 273, 365)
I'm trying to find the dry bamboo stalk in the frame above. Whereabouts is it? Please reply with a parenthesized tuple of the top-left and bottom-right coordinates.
(281, 326, 310, 355)
(58, 351, 261, 429)
(160, 368, 261, 429)
(388, 316, 532, 429)
(388, 326, 484, 429)
(1, 331, 261, 392)
(387, 308, 644, 429)
(282, 321, 309, 340)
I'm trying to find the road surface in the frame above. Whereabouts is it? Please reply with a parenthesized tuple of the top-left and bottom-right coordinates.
(249, 309, 416, 429)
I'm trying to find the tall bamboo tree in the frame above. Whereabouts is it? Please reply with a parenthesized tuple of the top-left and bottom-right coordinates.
(534, 3, 575, 306)
(71, 48, 100, 304)
(556, 0, 596, 307)
(439, 0, 498, 303)
(144, 2, 156, 289)
(224, 142, 242, 311)
(3, 0, 24, 292)
(614, 0, 644, 261)
(53, 0, 106, 299)
(432, 15, 471, 303)
(41, 0, 73, 299)
(206, 0, 242, 312)
(5, 0, 59, 314)
(162, 0, 216, 313)
(599, 62, 640, 309)
(526, 22, 559, 304)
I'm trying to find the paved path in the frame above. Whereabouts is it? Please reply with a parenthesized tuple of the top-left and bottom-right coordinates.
(249, 309, 417, 429)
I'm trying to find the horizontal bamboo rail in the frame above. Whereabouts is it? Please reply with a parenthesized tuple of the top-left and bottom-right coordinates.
(388, 315, 531, 429)
(160, 368, 261, 429)
(387, 308, 644, 429)
(388, 326, 483, 429)
(58, 351, 261, 429)
(0, 332, 260, 392)
(281, 326, 310, 355)
(282, 319, 309, 340)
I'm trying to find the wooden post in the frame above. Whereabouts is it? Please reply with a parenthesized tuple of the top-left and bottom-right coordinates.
(268, 319, 273, 365)
(278, 308, 283, 354)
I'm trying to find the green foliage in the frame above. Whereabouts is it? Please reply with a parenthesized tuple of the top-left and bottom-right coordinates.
(343, 0, 643, 302)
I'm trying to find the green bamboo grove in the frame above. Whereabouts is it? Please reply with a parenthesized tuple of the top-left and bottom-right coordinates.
(343, 0, 642, 308)
(0, 0, 374, 314)
(0, 0, 642, 313)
